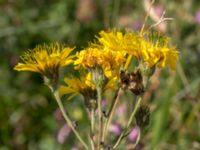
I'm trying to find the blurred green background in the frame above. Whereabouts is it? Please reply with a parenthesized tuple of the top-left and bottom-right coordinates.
(0, 0, 200, 149)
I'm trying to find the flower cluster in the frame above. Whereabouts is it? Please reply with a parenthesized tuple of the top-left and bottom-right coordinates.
(97, 30, 179, 69)
(14, 29, 179, 99)
(14, 29, 179, 149)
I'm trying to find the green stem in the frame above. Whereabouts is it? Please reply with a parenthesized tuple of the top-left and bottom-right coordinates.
(102, 88, 122, 142)
(124, 55, 132, 70)
(140, 0, 155, 34)
(112, 0, 120, 27)
(133, 129, 141, 149)
(89, 135, 95, 150)
(97, 87, 103, 150)
(91, 108, 95, 136)
(90, 109, 95, 150)
(53, 90, 89, 150)
(113, 96, 142, 149)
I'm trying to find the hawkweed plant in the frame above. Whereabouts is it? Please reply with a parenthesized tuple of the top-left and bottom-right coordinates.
(14, 11, 179, 150)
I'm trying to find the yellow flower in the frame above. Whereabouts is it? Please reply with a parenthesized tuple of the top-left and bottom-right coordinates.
(97, 30, 141, 57)
(59, 73, 96, 109)
(139, 32, 179, 69)
(97, 30, 179, 70)
(59, 73, 117, 107)
(59, 73, 117, 98)
(86, 72, 118, 90)
(74, 46, 126, 78)
(59, 74, 95, 98)
(97, 30, 124, 51)
(14, 43, 74, 78)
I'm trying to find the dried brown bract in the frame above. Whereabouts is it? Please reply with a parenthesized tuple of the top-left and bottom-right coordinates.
(120, 69, 144, 95)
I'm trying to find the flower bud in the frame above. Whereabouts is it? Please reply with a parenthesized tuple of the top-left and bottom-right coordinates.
(120, 69, 144, 95)
(91, 67, 108, 89)
(135, 105, 150, 127)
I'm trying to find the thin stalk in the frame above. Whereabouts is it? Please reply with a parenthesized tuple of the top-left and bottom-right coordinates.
(53, 90, 88, 150)
(90, 109, 95, 150)
(133, 129, 141, 149)
(140, 0, 155, 34)
(91, 108, 95, 137)
(89, 135, 95, 150)
(102, 88, 122, 142)
(97, 87, 103, 150)
(121, 0, 156, 72)
(113, 96, 142, 149)
(111, 0, 120, 27)
(124, 55, 133, 71)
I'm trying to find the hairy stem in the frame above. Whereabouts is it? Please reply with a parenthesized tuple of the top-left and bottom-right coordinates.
(90, 109, 95, 150)
(91, 108, 95, 136)
(140, 0, 155, 34)
(102, 88, 122, 142)
(97, 87, 103, 150)
(53, 90, 88, 150)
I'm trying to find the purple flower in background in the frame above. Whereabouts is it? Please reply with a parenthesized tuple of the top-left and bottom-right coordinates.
(132, 22, 142, 31)
(71, 147, 79, 150)
(95, 100, 107, 114)
(109, 123, 121, 136)
(57, 124, 71, 144)
(116, 104, 126, 115)
(54, 108, 63, 123)
(154, 5, 164, 17)
(128, 126, 140, 143)
(195, 10, 200, 24)
(10, 55, 19, 67)
(101, 100, 107, 108)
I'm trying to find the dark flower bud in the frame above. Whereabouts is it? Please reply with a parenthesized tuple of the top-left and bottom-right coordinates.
(135, 105, 150, 127)
(120, 69, 144, 95)
(129, 70, 144, 95)
(120, 71, 130, 90)
(84, 97, 97, 111)
(82, 89, 97, 111)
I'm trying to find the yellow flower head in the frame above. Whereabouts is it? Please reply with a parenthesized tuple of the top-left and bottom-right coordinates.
(74, 46, 126, 78)
(97, 30, 124, 51)
(97, 30, 179, 70)
(59, 73, 97, 109)
(60, 72, 117, 98)
(14, 43, 74, 78)
(59, 74, 95, 98)
(139, 32, 179, 69)
(97, 30, 141, 57)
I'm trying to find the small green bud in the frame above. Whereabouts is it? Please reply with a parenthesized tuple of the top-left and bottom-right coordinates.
(90, 66, 108, 90)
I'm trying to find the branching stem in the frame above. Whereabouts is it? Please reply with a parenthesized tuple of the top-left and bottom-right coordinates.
(102, 88, 122, 142)
(113, 96, 142, 149)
